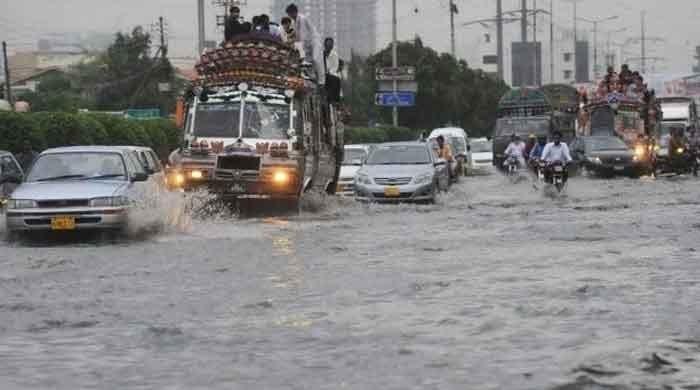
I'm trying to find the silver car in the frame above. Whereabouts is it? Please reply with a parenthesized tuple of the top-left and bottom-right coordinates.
(5, 146, 149, 232)
(354, 142, 449, 203)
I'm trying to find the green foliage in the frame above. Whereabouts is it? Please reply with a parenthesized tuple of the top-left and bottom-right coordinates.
(0, 112, 179, 160)
(17, 72, 93, 113)
(345, 126, 423, 145)
(345, 38, 509, 138)
(0, 112, 45, 153)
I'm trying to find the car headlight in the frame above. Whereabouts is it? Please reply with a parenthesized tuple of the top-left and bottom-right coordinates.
(272, 170, 290, 185)
(189, 170, 204, 180)
(413, 172, 433, 185)
(356, 174, 372, 185)
(677, 148, 685, 154)
(7, 199, 37, 209)
(169, 172, 186, 187)
(587, 156, 602, 164)
(89, 196, 129, 207)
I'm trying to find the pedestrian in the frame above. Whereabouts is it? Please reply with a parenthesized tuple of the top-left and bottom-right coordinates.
(16, 140, 37, 172)
(324, 37, 341, 103)
(224, 6, 251, 42)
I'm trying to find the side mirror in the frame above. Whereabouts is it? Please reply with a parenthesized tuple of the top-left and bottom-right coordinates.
(131, 172, 149, 182)
(287, 128, 296, 138)
(467, 145, 472, 152)
(434, 159, 447, 167)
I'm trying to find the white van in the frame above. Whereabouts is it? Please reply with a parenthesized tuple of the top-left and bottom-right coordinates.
(428, 127, 471, 176)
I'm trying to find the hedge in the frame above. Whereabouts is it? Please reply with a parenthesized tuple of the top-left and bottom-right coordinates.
(344, 126, 425, 145)
(0, 112, 183, 160)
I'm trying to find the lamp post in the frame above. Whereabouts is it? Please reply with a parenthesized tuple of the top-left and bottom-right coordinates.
(576, 15, 619, 79)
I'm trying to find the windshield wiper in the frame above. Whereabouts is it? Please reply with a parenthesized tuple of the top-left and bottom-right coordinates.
(36, 174, 86, 182)
(81, 174, 126, 180)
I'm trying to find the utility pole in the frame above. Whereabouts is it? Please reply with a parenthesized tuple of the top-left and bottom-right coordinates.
(641, 10, 646, 74)
(392, 0, 398, 127)
(577, 16, 618, 79)
(158, 16, 168, 58)
(521, 0, 528, 42)
(533, 0, 539, 86)
(449, 0, 457, 58)
(550, 0, 554, 83)
(2, 41, 13, 110)
(497, 0, 504, 81)
(197, 0, 206, 54)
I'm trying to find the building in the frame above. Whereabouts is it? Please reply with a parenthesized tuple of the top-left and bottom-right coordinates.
(271, 0, 377, 59)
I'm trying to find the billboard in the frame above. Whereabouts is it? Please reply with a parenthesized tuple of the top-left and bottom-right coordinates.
(575, 41, 590, 83)
(511, 42, 542, 87)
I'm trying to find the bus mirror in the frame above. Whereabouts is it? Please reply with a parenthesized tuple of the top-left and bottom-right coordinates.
(287, 129, 296, 138)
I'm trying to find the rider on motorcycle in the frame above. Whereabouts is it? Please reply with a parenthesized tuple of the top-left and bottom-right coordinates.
(687, 126, 700, 176)
(503, 134, 526, 169)
(540, 131, 572, 183)
(436, 135, 454, 179)
(528, 135, 548, 175)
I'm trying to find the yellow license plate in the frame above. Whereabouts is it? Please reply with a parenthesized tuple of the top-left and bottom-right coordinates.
(384, 186, 401, 197)
(51, 216, 76, 231)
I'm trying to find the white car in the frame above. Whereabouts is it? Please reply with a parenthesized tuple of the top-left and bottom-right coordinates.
(429, 127, 471, 176)
(469, 138, 493, 171)
(337, 145, 372, 196)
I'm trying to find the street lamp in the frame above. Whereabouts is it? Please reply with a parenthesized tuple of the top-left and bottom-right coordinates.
(576, 15, 619, 79)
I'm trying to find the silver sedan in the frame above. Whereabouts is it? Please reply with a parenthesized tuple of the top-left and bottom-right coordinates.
(5, 146, 148, 233)
(354, 142, 449, 203)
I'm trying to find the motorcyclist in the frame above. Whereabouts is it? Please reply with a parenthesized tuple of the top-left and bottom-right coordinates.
(540, 131, 572, 183)
(528, 135, 548, 175)
(524, 134, 537, 162)
(687, 126, 700, 176)
(503, 134, 526, 169)
(436, 135, 454, 179)
(668, 127, 689, 173)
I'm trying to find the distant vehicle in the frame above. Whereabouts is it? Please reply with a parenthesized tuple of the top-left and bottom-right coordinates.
(0, 151, 24, 206)
(469, 138, 493, 171)
(354, 142, 449, 203)
(570, 136, 646, 177)
(656, 97, 699, 160)
(492, 88, 555, 168)
(429, 127, 470, 176)
(337, 144, 372, 197)
(119, 146, 166, 187)
(5, 146, 149, 233)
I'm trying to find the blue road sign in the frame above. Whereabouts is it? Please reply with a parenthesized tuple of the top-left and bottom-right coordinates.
(375, 91, 416, 107)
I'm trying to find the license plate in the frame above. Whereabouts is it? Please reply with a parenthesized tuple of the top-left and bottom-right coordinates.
(614, 165, 624, 171)
(554, 166, 563, 172)
(384, 186, 401, 197)
(51, 216, 76, 231)
(229, 184, 246, 193)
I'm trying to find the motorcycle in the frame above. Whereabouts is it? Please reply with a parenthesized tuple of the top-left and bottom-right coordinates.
(505, 155, 519, 179)
(546, 161, 568, 193)
(669, 145, 697, 176)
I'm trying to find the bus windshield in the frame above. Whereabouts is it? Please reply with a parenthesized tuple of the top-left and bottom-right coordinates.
(192, 99, 291, 140)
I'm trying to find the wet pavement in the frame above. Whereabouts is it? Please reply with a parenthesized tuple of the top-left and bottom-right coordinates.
(1, 170, 700, 389)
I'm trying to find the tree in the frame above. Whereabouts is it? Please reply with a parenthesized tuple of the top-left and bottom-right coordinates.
(346, 38, 509, 138)
(18, 71, 93, 112)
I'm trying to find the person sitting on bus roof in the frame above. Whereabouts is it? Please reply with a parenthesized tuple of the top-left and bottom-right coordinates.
(225, 6, 252, 41)
(619, 64, 633, 86)
(281, 17, 296, 44)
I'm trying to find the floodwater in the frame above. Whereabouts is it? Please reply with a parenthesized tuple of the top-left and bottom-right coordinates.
(1, 170, 700, 389)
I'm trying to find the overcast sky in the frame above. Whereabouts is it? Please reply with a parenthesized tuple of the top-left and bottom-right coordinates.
(2, 0, 699, 76)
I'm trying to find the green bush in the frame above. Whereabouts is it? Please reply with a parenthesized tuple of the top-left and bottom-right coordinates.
(345, 126, 423, 145)
(0, 112, 46, 153)
(140, 119, 174, 159)
(88, 114, 140, 145)
(33, 112, 98, 148)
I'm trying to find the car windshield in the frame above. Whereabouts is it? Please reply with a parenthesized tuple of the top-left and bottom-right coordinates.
(241, 100, 290, 140)
(366, 145, 431, 165)
(26, 152, 127, 182)
(193, 102, 241, 138)
(495, 118, 550, 137)
(471, 140, 492, 153)
(587, 137, 628, 151)
(343, 149, 368, 165)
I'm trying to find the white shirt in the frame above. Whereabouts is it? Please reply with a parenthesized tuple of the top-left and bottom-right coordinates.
(504, 141, 526, 158)
(541, 142, 572, 163)
(294, 13, 319, 43)
(325, 49, 340, 77)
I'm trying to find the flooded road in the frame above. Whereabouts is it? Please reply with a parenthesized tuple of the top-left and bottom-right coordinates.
(1, 170, 700, 389)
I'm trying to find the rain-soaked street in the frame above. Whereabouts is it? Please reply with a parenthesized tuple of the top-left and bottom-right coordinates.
(1, 170, 700, 389)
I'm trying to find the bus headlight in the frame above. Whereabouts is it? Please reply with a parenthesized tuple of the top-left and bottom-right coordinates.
(272, 170, 290, 185)
(190, 170, 204, 180)
(169, 172, 185, 187)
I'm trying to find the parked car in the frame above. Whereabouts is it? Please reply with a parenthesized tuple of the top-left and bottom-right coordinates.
(354, 142, 449, 203)
(0, 151, 24, 207)
(570, 136, 645, 177)
(5, 146, 149, 233)
(429, 127, 471, 176)
(469, 138, 493, 172)
(337, 144, 372, 196)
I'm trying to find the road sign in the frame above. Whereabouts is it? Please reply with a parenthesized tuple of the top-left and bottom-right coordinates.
(375, 66, 416, 81)
(378, 80, 418, 93)
(375, 92, 416, 107)
(126, 108, 161, 120)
